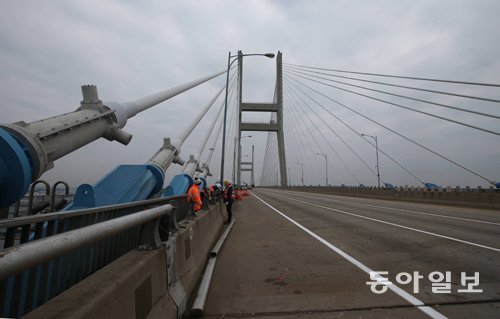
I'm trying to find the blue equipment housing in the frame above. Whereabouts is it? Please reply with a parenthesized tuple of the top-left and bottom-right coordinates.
(65, 164, 164, 210)
(163, 173, 194, 197)
(162, 174, 207, 197)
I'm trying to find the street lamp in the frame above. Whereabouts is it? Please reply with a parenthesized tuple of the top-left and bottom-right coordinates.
(295, 162, 304, 186)
(361, 134, 380, 187)
(316, 152, 328, 186)
(220, 51, 275, 188)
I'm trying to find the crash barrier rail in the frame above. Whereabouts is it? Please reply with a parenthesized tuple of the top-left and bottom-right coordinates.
(0, 195, 187, 318)
(278, 186, 500, 209)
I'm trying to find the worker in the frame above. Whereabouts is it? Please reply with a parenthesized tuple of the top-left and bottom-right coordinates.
(214, 181, 222, 201)
(223, 179, 234, 223)
(187, 177, 203, 213)
(208, 184, 215, 204)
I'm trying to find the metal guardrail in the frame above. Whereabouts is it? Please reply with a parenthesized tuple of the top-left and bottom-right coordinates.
(0, 195, 187, 318)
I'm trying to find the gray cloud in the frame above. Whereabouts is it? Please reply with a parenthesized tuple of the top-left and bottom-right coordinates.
(1, 0, 499, 190)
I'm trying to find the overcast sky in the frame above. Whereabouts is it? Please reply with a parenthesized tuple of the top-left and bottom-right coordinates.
(1, 0, 499, 190)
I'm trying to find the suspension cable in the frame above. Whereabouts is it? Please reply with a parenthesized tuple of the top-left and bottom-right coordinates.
(284, 66, 500, 119)
(286, 69, 500, 137)
(282, 103, 317, 186)
(285, 83, 362, 185)
(284, 63, 500, 88)
(287, 76, 428, 185)
(284, 77, 382, 179)
(283, 94, 326, 184)
(286, 73, 495, 185)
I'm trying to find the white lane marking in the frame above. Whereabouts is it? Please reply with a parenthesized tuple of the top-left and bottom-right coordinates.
(269, 191, 500, 253)
(251, 192, 447, 319)
(268, 189, 500, 226)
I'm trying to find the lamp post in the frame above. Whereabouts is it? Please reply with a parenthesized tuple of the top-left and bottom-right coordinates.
(220, 51, 275, 189)
(361, 134, 380, 188)
(316, 152, 328, 186)
(251, 144, 255, 187)
(295, 162, 304, 186)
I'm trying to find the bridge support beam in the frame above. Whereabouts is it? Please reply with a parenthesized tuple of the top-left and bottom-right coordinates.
(237, 51, 287, 186)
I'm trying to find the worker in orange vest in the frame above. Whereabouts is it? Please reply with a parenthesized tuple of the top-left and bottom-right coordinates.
(187, 177, 203, 213)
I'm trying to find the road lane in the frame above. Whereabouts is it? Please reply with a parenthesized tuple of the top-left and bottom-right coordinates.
(264, 188, 500, 250)
(204, 191, 432, 318)
(252, 188, 500, 318)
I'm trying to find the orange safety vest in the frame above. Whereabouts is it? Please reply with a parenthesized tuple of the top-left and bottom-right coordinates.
(187, 184, 202, 211)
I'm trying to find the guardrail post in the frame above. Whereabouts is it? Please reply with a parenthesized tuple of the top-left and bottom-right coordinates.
(138, 218, 162, 250)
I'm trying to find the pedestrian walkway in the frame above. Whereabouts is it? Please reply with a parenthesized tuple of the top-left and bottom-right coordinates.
(203, 191, 427, 318)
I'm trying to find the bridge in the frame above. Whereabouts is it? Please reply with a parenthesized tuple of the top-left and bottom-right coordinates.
(1, 50, 499, 319)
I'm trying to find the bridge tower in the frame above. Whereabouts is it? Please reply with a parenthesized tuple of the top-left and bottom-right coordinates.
(237, 51, 287, 186)
(240, 144, 255, 186)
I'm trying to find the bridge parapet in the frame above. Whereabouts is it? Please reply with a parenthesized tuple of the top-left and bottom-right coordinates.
(275, 186, 500, 210)
(0, 195, 188, 318)
(21, 199, 228, 319)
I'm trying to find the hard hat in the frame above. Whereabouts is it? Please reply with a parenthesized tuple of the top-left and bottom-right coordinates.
(223, 180, 230, 185)
(194, 178, 202, 185)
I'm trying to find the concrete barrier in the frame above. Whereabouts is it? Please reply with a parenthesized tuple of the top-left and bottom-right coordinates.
(276, 186, 500, 210)
(24, 202, 230, 319)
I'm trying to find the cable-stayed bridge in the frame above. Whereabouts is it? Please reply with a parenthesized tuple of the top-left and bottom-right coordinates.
(0, 51, 499, 319)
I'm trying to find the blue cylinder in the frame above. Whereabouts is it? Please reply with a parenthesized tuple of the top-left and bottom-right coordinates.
(0, 128, 32, 208)
(163, 173, 193, 197)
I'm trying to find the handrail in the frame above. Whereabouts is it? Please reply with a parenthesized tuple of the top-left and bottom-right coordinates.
(0, 195, 186, 229)
(50, 181, 69, 212)
(0, 204, 173, 282)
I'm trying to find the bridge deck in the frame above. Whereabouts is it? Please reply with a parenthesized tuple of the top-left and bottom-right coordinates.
(204, 189, 500, 318)
(205, 191, 418, 318)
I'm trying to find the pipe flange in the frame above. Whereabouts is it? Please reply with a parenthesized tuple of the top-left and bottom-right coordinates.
(0, 123, 48, 180)
(0, 128, 32, 208)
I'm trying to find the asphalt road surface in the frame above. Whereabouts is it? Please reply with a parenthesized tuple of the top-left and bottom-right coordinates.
(204, 188, 500, 318)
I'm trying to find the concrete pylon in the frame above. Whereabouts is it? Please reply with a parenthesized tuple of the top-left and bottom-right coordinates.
(240, 144, 255, 186)
(275, 52, 288, 186)
(238, 51, 287, 186)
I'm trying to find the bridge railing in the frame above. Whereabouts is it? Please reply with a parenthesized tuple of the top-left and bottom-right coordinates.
(0, 195, 188, 318)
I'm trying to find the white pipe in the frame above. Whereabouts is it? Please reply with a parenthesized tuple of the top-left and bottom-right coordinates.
(197, 100, 224, 156)
(178, 85, 226, 144)
(124, 70, 225, 119)
(191, 219, 235, 317)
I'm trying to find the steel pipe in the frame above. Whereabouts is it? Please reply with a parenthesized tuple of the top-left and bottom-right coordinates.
(191, 219, 235, 317)
(121, 71, 225, 120)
